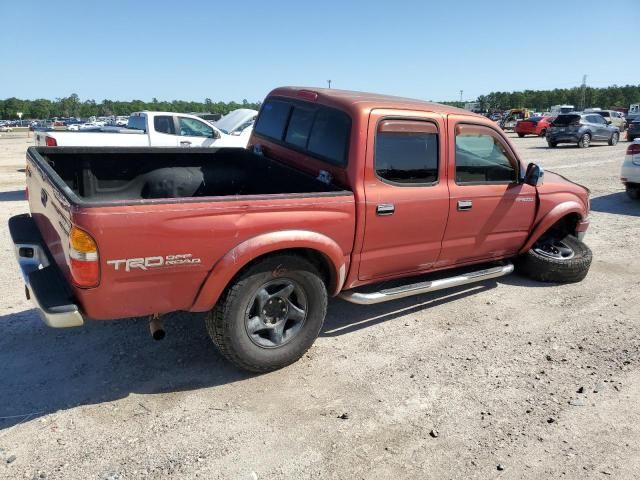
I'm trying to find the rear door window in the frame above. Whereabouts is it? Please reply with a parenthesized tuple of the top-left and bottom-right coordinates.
(375, 120, 438, 184)
(154, 115, 175, 135)
(254, 100, 292, 140)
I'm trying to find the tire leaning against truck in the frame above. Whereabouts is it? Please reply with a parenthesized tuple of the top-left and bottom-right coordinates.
(205, 254, 328, 373)
(516, 234, 592, 283)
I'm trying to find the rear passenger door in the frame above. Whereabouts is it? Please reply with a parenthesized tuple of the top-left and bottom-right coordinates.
(438, 117, 536, 266)
(358, 110, 449, 281)
(151, 115, 180, 146)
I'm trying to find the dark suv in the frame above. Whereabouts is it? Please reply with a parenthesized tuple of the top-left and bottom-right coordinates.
(547, 113, 620, 148)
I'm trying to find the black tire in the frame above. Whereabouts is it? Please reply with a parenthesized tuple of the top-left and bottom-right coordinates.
(608, 132, 619, 146)
(516, 234, 592, 283)
(517, 133, 525, 138)
(578, 133, 591, 148)
(547, 140, 557, 148)
(205, 254, 327, 373)
(627, 185, 640, 200)
(539, 129, 547, 137)
(628, 136, 636, 142)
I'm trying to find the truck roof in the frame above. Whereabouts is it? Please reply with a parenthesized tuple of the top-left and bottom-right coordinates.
(268, 86, 481, 118)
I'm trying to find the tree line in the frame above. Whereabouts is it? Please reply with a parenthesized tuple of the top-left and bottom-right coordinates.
(476, 84, 640, 112)
(0, 94, 262, 120)
(3, 84, 640, 119)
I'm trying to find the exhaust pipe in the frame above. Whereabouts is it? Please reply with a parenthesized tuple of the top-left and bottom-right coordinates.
(149, 314, 165, 340)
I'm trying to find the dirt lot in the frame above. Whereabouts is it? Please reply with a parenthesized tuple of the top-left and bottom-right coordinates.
(0, 131, 638, 480)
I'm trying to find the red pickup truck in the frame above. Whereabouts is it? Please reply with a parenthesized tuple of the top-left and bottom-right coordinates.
(9, 87, 592, 372)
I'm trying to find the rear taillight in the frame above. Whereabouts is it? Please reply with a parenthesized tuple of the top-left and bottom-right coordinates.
(627, 143, 640, 156)
(45, 136, 57, 147)
(69, 226, 99, 287)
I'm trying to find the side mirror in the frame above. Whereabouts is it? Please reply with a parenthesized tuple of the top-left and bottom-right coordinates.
(524, 163, 544, 187)
(605, 119, 612, 125)
(209, 129, 220, 139)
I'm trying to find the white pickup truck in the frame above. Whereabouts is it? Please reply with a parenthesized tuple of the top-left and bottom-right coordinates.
(34, 111, 250, 148)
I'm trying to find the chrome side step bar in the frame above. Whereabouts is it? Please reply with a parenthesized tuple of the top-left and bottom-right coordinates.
(339, 262, 514, 305)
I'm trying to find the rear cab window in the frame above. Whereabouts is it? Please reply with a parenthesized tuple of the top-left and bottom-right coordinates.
(127, 115, 147, 132)
(254, 97, 351, 166)
(154, 115, 175, 135)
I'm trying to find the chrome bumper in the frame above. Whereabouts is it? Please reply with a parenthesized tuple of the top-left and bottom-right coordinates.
(9, 215, 84, 328)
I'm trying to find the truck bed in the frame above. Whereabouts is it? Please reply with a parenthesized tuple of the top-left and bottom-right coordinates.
(30, 147, 347, 205)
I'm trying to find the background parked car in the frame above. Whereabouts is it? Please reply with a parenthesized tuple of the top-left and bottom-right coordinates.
(621, 140, 640, 199)
(626, 118, 640, 141)
(515, 115, 554, 137)
(0, 125, 13, 132)
(592, 110, 626, 131)
(547, 113, 620, 148)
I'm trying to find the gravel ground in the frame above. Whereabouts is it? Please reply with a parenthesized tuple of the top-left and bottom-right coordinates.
(0, 131, 638, 479)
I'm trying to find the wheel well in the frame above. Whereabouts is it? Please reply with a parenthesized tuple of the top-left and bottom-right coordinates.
(546, 213, 581, 238)
(228, 248, 334, 291)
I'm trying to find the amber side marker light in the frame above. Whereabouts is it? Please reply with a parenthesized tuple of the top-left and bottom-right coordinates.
(69, 226, 99, 287)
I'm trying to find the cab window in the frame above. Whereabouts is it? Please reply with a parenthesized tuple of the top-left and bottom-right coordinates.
(455, 124, 517, 184)
(375, 120, 438, 184)
(178, 117, 214, 137)
(154, 116, 175, 135)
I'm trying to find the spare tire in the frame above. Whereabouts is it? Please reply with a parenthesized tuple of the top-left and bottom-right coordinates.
(517, 234, 592, 283)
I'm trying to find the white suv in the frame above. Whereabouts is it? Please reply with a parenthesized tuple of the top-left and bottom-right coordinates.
(621, 140, 640, 199)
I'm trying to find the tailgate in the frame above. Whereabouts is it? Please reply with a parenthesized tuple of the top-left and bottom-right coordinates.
(25, 148, 75, 281)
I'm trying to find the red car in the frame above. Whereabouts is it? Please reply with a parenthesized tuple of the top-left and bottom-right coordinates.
(516, 116, 554, 137)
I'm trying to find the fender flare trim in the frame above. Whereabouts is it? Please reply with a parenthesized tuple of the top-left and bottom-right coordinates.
(190, 230, 347, 312)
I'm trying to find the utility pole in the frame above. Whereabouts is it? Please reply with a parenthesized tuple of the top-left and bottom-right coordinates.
(327, 80, 332, 89)
(580, 74, 587, 110)
(460, 90, 463, 102)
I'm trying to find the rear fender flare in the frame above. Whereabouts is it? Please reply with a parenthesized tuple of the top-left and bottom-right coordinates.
(519, 201, 585, 254)
(190, 230, 347, 312)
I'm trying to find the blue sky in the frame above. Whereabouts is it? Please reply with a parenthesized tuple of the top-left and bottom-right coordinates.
(2, 0, 639, 103)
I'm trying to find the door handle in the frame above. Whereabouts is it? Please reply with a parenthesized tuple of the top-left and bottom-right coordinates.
(457, 200, 473, 211)
(376, 203, 395, 216)
(180, 141, 192, 147)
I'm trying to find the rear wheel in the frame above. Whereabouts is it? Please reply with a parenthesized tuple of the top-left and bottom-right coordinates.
(547, 140, 557, 148)
(539, 129, 547, 137)
(627, 185, 640, 200)
(206, 254, 327, 373)
(517, 234, 592, 283)
(578, 133, 591, 148)
(517, 133, 525, 138)
(608, 132, 619, 146)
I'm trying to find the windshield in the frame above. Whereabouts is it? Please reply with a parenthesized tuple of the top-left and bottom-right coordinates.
(127, 115, 146, 131)
(553, 114, 581, 126)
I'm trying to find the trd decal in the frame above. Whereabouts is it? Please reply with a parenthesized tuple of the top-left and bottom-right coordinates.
(107, 254, 201, 272)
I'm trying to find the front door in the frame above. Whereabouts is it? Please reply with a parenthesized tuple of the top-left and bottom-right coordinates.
(358, 110, 450, 281)
(176, 116, 219, 147)
(438, 118, 536, 267)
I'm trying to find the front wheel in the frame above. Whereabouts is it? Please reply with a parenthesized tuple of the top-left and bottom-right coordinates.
(206, 254, 328, 373)
(516, 234, 592, 283)
(517, 133, 525, 138)
(627, 185, 640, 200)
(578, 133, 591, 148)
(609, 132, 619, 146)
(547, 140, 558, 148)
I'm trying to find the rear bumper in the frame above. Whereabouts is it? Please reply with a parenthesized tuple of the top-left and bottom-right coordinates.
(8, 214, 84, 328)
